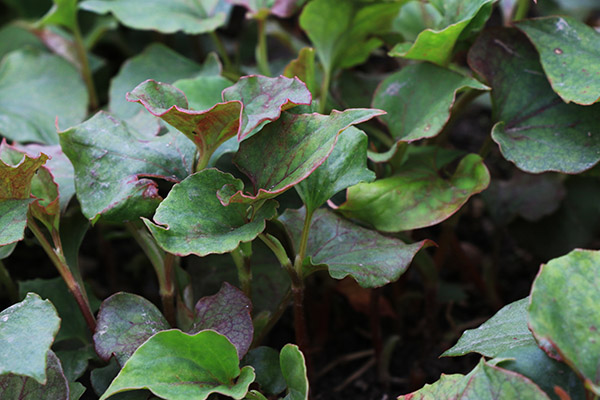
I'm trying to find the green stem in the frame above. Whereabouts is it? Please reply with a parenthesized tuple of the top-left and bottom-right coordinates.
(251, 289, 293, 347)
(256, 17, 271, 76)
(319, 68, 331, 114)
(0, 260, 18, 303)
(209, 31, 233, 72)
(231, 246, 252, 298)
(363, 125, 395, 148)
(72, 25, 98, 111)
(195, 148, 212, 173)
(28, 216, 96, 332)
(297, 208, 314, 268)
(513, 0, 531, 21)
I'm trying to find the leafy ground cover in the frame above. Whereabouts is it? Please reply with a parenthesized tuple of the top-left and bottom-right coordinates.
(0, 0, 600, 399)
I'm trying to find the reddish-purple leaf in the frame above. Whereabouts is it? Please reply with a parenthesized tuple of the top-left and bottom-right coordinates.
(227, 0, 306, 18)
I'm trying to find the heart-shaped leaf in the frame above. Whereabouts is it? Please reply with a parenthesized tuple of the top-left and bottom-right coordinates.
(0, 351, 70, 400)
(0, 49, 88, 144)
(529, 249, 600, 395)
(390, 0, 495, 66)
(0, 293, 60, 383)
(144, 169, 278, 257)
(468, 28, 600, 174)
(515, 16, 600, 105)
(372, 62, 488, 142)
(94, 292, 170, 366)
(280, 207, 431, 288)
(190, 282, 253, 359)
(338, 151, 490, 232)
(80, 0, 229, 35)
(219, 108, 383, 205)
(99, 330, 256, 400)
(280, 344, 308, 400)
(59, 111, 196, 222)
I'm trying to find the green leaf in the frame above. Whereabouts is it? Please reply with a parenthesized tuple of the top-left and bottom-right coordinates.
(229, 0, 306, 18)
(0, 24, 45, 59)
(0, 147, 48, 246)
(91, 358, 151, 400)
(294, 127, 374, 213)
(338, 152, 490, 232)
(69, 381, 87, 400)
(283, 47, 317, 97)
(529, 249, 600, 394)
(173, 75, 233, 112)
(242, 347, 286, 396)
(299, 0, 402, 75)
(219, 108, 383, 205)
(59, 112, 196, 222)
(280, 344, 308, 400)
(144, 169, 278, 257)
(468, 28, 600, 174)
(40, 0, 78, 31)
(94, 292, 170, 366)
(515, 16, 600, 105)
(0, 49, 88, 144)
(80, 0, 229, 35)
(390, 0, 494, 66)
(99, 330, 256, 400)
(372, 63, 488, 142)
(190, 282, 253, 359)
(280, 207, 431, 287)
(0, 293, 60, 383)
(0, 351, 70, 400)
(398, 359, 550, 399)
(56, 344, 96, 381)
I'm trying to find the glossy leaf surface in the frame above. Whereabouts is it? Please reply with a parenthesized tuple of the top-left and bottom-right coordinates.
(0, 49, 87, 144)
(94, 292, 170, 365)
(468, 28, 600, 173)
(280, 344, 308, 400)
(529, 249, 600, 394)
(338, 152, 490, 232)
(99, 330, 255, 400)
(372, 63, 488, 142)
(515, 16, 600, 105)
(0, 293, 60, 383)
(144, 169, 278, 256)
(281, 207, 430, 287)
(190, 282, 253, 359)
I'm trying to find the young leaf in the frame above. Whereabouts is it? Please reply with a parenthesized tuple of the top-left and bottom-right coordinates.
(280, 207, 431, 288)
(39, 0, 78, 31)
(390, 0, 495, 66)
(190, 282, 253, 359)
(144, 169, 278, 257)
(174, 75, 233, 112)
(372, 63, 489, 142)
(515, 16, 600, 105)
(220, 108, 384, 205)
(242, 347, 286, 396)
(0, 49, 88, 144)
(294, 127, 375, 213)
(0, 293, 60, 383)
(80, 0, 229, 35)
(94, 292, 170, 366)
(468, 28, 600, 174)
(99, 330, 256, 400)
(338, 152, 490, 232)
(529, 249, 600, 395)
(280, 344, 308, 400)
(0, 351, 70, 400)
(59, 112, 196, 222)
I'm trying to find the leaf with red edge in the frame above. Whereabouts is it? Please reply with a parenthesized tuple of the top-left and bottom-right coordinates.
(228, 0, 306, 18)
(218, 108, 384, 205)
(189, 282, 253, 359)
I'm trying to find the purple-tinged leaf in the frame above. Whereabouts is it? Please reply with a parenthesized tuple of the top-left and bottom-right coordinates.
(144, 169, 278, 257)
(468, 28, 600, 174)
(0, 351, 70, 400)
(94, 292, 170, 366)
(280, 208, 432, 288)
(219, 108, 384, 205)
(190, 282, 253, 359)
(222, 75, 312, 140)
(59, 112, 196, 222)
(228, 0, 306, 18)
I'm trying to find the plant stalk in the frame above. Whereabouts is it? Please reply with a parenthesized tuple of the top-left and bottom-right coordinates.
(72, 25, 98, 111)
(0, 260, 18, 303)
(256, 17, 271, 76)
(232, 246, 252, 298)
(209, 31, 233, 72)
(513, 0, 531, 21)
(251, 289, 293, 347)
(319, 68, 331, 114)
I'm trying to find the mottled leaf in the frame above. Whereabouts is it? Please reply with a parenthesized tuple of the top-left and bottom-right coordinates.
(80, 0, 229, 35)
(283, 48, 316, 96)
(0, 293, 60, 383)
(338, 152, 490, 232)
(190, 282, 253, 359)
(390, 0, 494, 66)
(529, 249, 600, 394)
(144, 169, 278, 257)
(0, 351, 69, 400)
(59, 112, 195, 222)
(280, 344, 308, 400)
(220, 108, 383, 205)
(281, 207, 430, 287)
(99, 330, 256, 400)
(515, 16, 600, 105)
(40, 0, 77, 30)
(0, 49, 87, 144)
(242, 347, 286, 396)
(468, 28, 600, 174)
(372, 63, 488, 142)
(94, 292, 170, 366)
